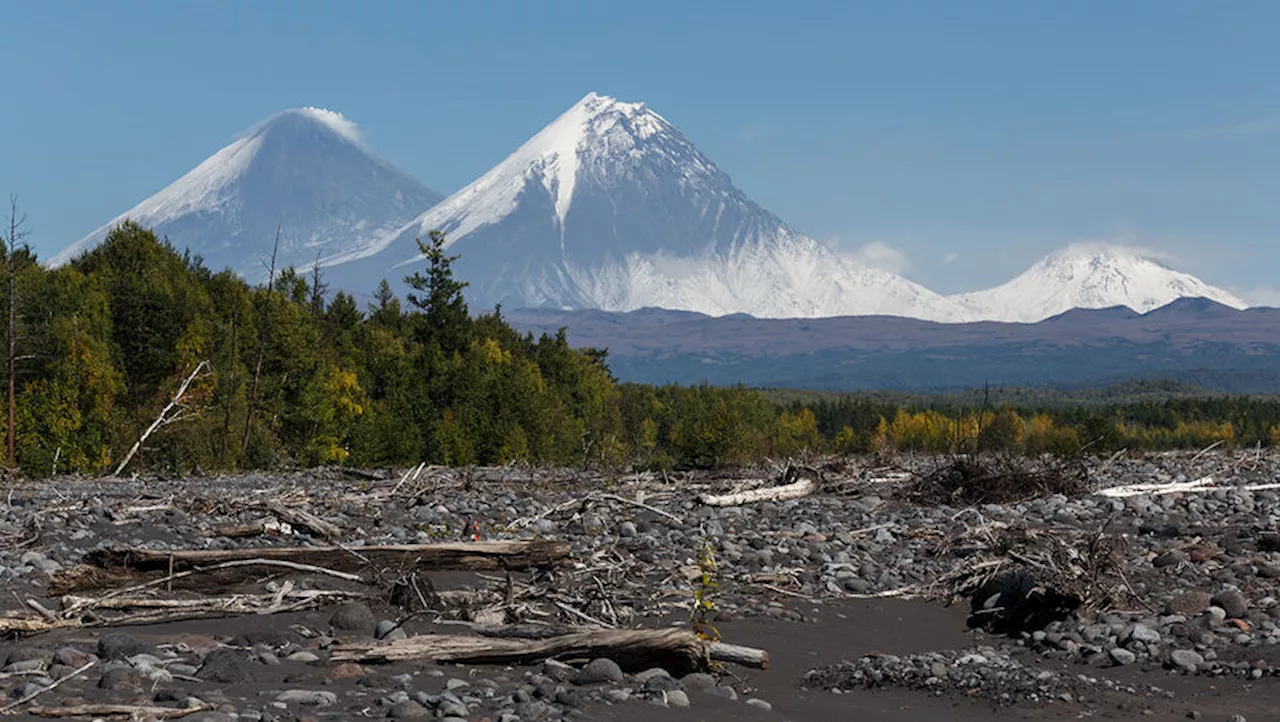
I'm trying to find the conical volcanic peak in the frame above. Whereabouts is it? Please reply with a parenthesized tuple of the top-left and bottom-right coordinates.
(951, 242, 1247, 323)
(349, 92, 968, 321)
(53, 107, 442, 281)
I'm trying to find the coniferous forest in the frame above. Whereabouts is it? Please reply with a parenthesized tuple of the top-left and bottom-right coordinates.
(3, 219, 1280, 479)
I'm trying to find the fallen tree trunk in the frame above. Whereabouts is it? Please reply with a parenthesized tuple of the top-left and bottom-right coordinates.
(332, 628, 767, 676)
(26, 703, 212, 719)
(699, 477, 816, 507)
(84, 540, 569, 575)
(266, 504, 341, 539)
(51, 541, 570, 594)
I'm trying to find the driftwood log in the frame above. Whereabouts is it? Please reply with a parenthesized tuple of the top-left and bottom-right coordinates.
(332, 628, 767, 676)
(25, 704, 212, 719)
(51, 541, 570, 594)
(699, 477, 816, 507)
(84, 541, 569, 574)
(266, 504, 341, 539)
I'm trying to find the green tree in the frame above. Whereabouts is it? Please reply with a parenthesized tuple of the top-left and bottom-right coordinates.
(405, 230, 470, 352)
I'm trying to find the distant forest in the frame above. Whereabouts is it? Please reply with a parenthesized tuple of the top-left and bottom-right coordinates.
(1, 217, 1278, 478)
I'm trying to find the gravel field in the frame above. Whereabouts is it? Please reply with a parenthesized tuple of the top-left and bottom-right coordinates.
(1, 450, 1279, 721)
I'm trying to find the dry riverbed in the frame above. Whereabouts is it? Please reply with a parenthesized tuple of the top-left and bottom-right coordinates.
(1, 452, 1279, 721)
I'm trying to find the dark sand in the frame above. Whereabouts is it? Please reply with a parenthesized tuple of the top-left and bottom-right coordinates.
(595, 597, 1280, 721)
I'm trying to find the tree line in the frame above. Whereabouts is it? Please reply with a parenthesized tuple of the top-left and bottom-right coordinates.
(2, 212, 1278, 478)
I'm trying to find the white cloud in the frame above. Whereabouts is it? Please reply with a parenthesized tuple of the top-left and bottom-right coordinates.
(942, 252, 960, 264)
(1239, 286, 1280, 308)
(846, 240, 910, 275)
(1056, 238, 1180, 265)
(297, 107, 363, 144)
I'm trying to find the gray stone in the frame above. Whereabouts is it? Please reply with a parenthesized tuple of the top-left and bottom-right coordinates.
(574, 657, 623, 684)
(1166, 591, 1212, 617)
(745, 698, 773, 711)
(704, 686, 738, 700)
(603, 689, 631, 703)
(52, 647, 94, 668)
(98, 667, 143, 691)
(633, 667, 671, 684)
(666, 689, 690, 708)
(199, 649, 252, 684)
(1126, 623, 1161, 645)
(1213, 590, 1249, 619)
(387, 700, 431, 718)
(275, 689, 338, 706)
(437, 699, 469, 717)
(329, 602, 377, 632)
(542, 659, 575, 682)
(97, 633, 151, 661)
(619, 521, 637, 538)
(1109, 648, 1137, 665)
(681, 672, 716, 691)
(2, 659, 45, 674)
(1170, 649, 1204, 673)
(375, 619, 401, 639)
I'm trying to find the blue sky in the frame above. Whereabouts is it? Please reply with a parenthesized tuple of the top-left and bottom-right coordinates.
(2, 0, 1278, 299)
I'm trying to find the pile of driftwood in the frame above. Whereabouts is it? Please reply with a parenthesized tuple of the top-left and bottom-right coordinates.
(4, 530, 768, 677)
(3, 540, 572, 634)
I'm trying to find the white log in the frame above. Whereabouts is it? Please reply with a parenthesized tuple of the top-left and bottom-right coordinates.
(699, 478, 816, 507)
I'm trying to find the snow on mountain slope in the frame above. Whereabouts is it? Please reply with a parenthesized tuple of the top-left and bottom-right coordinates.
(951, 243, 1248, 323)
(345, 92, 968, 321)
(52, 108, 442, 280)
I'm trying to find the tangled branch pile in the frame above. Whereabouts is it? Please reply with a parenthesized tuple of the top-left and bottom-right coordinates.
(903, 454, 1093, 506)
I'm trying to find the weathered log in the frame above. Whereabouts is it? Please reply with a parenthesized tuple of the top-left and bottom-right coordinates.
(26, 703, 212, 719)
(331, 628, 768, 676)
(709, 641, 770, 668)
(84, 541, 569, 575)
(210, 523, 272, 538)
(699, 477, 816, 507)
(267, 504, 341, 539)
(52, 541, 569, 595)
(0, 615, 75, 634)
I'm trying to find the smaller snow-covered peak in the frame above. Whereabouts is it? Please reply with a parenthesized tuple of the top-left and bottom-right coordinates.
(53, 106, 440, 276)
(952, 242, 1247, 323)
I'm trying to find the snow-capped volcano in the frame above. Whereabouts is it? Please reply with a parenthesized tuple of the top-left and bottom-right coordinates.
(51, 107, 442, 280)
(348, 92, 969, 321)
(951, 243, 1248, 323)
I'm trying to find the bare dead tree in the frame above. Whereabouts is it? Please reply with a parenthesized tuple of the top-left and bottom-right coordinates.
(220, 294, 239, 461)
(241, 225, 280, 458)
(308, 251, 328, 317)
(114, 360, 211, 476)
(3, 196, 30, 471)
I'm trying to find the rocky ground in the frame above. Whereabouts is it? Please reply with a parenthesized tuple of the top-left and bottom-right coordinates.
(0, 450, 1278, 721)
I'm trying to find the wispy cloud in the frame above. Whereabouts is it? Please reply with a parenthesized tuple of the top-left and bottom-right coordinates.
(1239, 285, 1280, 308)
(942, 252, 960, 264)
(845, 240, 910, 275)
